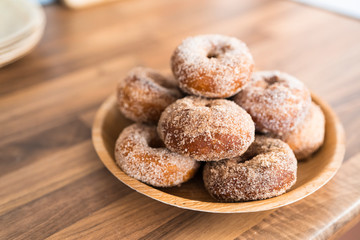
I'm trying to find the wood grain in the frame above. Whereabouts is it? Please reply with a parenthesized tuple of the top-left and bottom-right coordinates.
(0, 0, 360, 238)
(26, 154, 360, 239)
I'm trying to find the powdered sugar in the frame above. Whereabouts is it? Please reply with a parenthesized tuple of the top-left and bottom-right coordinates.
(117, 67, 182, 124)
(234, 71, 311, 136)
(114, 124, 200, 187)
(113, 36, 306, 202)
(203, 136, 297, 202)
(157, 96, 255, 161)
(280, 102, 325, 160)
(171, 34, 254, 98)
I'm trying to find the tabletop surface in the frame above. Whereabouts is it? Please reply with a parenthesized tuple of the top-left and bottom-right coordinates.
(1, 0, 360, 239)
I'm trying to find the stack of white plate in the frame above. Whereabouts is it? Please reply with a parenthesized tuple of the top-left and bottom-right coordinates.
(0, 0, 46, 68)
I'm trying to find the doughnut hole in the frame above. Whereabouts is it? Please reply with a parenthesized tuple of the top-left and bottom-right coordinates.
(171, 34, 254, 98)
(234, 71, 311, 136)
(115, 124, 200, 187)
(206, 45, 231, 59)
(203, 136, 297, 202)
(157, 96, 255, 161)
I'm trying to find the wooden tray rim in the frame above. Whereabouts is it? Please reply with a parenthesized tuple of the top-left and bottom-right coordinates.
(92, 93, 345, 213)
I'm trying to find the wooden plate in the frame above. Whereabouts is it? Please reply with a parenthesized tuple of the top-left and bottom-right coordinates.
(92, 93, 345, 213)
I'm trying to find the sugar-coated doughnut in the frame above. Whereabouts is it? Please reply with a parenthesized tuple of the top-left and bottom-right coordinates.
(234, 71, 311, 136)
(280, 102, 325, 160)
(171, 34, 254, 98)
(115, 123, 200, 187)
(157, 96, 255, 161)
(117, 67, 182, 124)
(203, 136, 297, 202)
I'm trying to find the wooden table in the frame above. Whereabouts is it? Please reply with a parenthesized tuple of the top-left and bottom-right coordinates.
(1, 0, 360, 239)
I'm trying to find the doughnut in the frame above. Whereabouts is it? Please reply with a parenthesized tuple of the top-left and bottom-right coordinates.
(157, 96, 255, 161)
(234, 71, 311, 136)
(280, 102, 325, 160)
(203, 136, 297, 202)
(171, 34, 254, 98)
(117, 67, 182, 124)
(114, 123, 200, 187)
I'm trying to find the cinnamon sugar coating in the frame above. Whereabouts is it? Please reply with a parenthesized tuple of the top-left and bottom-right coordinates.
(280, 102, 325, 160)
(234, 71, 311, 136)
(157, 96, 255, 161)
(117, 67, 182, 124)
(203, 136, 297, 202)
(171, 34, 254, 98)
(115, 124, 200, 187)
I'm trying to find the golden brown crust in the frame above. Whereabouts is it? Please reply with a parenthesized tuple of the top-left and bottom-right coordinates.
(171, 34, 254, 98)
(117, 67, 182, 124)
(281, 102, 325, 160)
(234, 71, 311, 136)
(203, 136, 297, 202)
(157, 96, 255, 161)
(114, 123, 200, 187)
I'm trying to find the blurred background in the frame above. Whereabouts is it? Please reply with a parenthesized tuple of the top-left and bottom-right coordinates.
(0, 0, 359, 239)
(1, 0, 359, 69)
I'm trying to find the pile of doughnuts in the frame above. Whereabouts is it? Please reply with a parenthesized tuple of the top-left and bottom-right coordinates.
(114, 34, 325, 202)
